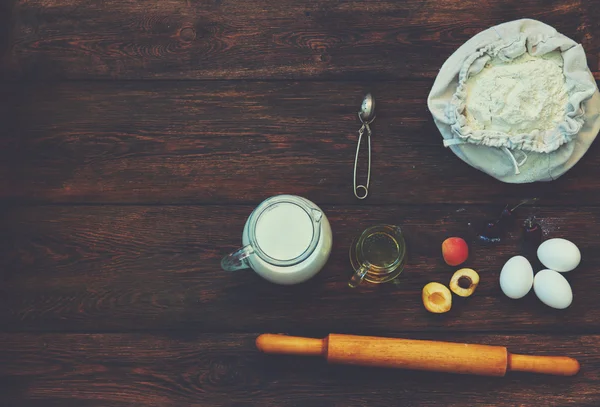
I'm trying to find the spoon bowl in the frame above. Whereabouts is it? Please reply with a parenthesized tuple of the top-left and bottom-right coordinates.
(359, 93, 376, 123)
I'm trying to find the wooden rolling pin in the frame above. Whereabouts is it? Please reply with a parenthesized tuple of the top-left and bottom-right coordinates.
(256, 333, 580, 377)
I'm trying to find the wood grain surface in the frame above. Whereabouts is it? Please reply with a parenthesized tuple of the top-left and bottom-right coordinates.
(1, 204, 597, 334)
(0, 1, 15, 67)
(1, 333, 599, 407)
(4, 0, 599, 80)
(2, 0, 600, 405)
(2, 81, 600, 205)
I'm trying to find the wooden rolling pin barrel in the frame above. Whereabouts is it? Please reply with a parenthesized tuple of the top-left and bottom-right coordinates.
(256, 334, 580, 377)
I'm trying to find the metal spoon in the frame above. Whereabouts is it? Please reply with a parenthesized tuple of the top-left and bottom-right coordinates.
(359, 93, 375, 123)
(354, 93, 376, 200)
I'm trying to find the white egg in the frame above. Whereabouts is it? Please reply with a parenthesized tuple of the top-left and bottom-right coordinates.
(499, 255, 534, 299)
(533, 269, 573, 309)
(537, 238, 580, 272)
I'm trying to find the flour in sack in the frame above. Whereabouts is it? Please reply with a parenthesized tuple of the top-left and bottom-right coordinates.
(465, 52, 568, 136)
(427, 19, 600, 183)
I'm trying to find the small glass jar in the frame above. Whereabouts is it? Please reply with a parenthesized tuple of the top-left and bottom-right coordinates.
(348, 224, 406, 288)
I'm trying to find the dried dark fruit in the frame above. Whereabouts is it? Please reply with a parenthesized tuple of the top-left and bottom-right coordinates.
(477, 234, 502, 244)
(523, 216, 542, 245)
(477, 219, 502, 242)
(476, 199, 538, 243)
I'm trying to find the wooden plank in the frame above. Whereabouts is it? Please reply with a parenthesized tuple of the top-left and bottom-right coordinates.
(1, 204, 597, 333)
(0, 332, 598, 406)
(2, 81, 600, 205)
(0, 1, 16, 70)
(4, 0, 599, 80)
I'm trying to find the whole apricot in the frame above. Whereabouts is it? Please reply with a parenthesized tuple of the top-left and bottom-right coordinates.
(442, 237, 469, 266)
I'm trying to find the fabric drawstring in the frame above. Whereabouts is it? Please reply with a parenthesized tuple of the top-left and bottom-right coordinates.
(443, 138, 466, 147)
(492, 27, 502, 39)
(502, 147, 528, 175)
(444, 138, 528, 175)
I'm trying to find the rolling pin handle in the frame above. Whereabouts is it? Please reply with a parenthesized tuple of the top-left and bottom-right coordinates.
(508, 353, 580, 376)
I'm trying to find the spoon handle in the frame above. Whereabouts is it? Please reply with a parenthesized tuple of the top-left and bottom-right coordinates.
(353, 124, 371, 200)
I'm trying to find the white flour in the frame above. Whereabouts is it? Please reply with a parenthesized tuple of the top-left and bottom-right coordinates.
(465, 52, 568, 135)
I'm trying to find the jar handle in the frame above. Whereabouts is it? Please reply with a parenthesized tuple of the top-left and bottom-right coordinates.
(348, 265, 369, 288)
(221, 245, 254, 271)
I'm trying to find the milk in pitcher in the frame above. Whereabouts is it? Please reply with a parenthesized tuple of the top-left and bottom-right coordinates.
(222, 195, 332, 285)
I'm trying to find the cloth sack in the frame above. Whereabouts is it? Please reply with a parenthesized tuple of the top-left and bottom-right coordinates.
(427, 18, 600, 183)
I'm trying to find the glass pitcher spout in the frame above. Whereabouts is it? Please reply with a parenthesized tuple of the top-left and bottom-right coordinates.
(221, 245, 254, 271)
(310, 208, 323, 223)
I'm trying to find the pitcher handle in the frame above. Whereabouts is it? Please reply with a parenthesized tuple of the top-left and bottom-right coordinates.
(348, 265, 369, 288)
(221, 245, 254, 271)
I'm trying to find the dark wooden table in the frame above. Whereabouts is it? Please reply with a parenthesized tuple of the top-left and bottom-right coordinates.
(2, 1, 600, 406)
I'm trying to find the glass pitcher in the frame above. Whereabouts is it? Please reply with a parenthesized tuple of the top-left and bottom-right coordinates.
(348, 224, 406, 287)
(221, 195, 333, 285)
